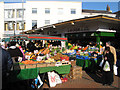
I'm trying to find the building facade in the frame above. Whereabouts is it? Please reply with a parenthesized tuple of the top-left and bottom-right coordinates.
(1, 1, 117, 39)
(4, 2, 26, 37)
(3, 1, 82, 38)
(0, 1, 4, 41)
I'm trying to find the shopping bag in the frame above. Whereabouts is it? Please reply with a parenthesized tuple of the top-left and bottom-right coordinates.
(31, 75, 43, 89)
(54, 73, 62, 84)
(48, 71, 56, 87)
(99, 59, 104, 67)
(114, 65, 118, 75)
(103, 61, 110, 71)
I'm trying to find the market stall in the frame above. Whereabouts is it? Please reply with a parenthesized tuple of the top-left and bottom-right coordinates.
(10, 34, 67, 48)
(8, 64, 71, 82)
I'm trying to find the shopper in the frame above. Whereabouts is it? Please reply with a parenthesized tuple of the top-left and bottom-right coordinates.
(102, 47, 114, 86)
(106, 41, 117, 65)
(0, 46, 13, 89)
(7, 41, 23, 62)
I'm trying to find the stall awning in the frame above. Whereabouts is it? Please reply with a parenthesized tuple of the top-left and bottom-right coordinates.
(10, 34, 67, 41)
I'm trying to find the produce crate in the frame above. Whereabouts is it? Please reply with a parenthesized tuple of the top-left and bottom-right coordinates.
(46, 63, 55, 67)
(70, 61, 76, 66)
(13, 64, 25, 70)
(25, 64, 37, 69)
(68, 66, 82, 79)
(37, 63, 47, 67)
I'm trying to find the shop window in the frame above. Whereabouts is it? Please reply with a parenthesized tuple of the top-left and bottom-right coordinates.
(5, 9, 14, 18)
(58, 20, 63, 23)
(8, 22, 14, 30)
(45, 20, 50, 25)
(32, 20, 37, 29)
(17, 9, 24, 18)
(71, 9, 76, 14)
(32, 8, 37, 14)
(45, 8, 50, 14)
(58, 8, 63, 15)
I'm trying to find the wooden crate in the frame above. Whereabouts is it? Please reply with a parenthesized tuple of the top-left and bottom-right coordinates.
(25, 64, 37, 69)
(68, 66, 82, 79)
(37, 63, 47, 67)
(47, 63, 55, 67)
(13, 64, 25, 70)
(70, 61, 76, 66)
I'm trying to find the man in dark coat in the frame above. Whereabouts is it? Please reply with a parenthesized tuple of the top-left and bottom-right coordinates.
(7, 41, 23, 57)
(102, 47, 114, 86)
(0, 46, 13, 89)
(7, 42, 23, 63)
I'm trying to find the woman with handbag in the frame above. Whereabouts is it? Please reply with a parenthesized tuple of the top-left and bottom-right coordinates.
(102, 47, 114, 86)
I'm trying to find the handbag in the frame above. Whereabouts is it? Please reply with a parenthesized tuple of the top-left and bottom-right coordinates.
(103, 61, 110, 71)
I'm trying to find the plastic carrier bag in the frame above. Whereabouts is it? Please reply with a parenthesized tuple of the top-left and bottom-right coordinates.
(99, 59, 104, 67)
(114, 65, 118, 75)
(103, 61, 110, 71)
(48, 71, 62, 87)
(31, 75, 43, 89)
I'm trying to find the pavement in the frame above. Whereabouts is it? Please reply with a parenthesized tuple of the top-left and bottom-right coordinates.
(42, 70, 120, 89)
(6, 69, 120, 90)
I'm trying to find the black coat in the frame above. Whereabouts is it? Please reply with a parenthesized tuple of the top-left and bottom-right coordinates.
(0, 47, 13, 76)
(7, 46, 23, 57)
(102, 52, 114, 72)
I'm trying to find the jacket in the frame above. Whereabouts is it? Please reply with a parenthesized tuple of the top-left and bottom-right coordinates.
(102, 52, 114, 72)
(0, 47, 13, 76)
(110, 46, 117, 65)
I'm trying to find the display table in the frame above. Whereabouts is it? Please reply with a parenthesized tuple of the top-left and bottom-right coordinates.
(76, 59, 92, 68)
(76, 55, 102, 69)
(8, 65, 71, 82)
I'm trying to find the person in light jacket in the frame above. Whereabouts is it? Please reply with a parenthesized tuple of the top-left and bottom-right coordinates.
(106, 41, 117, 65)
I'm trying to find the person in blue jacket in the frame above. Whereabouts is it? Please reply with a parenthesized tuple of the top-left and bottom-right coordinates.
(0, 46, 13, 89)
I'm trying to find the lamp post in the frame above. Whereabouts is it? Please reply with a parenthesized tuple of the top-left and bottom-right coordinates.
(22, 0, 24, 34)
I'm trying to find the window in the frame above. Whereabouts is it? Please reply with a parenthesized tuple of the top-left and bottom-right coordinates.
(32, 8, 37, 14)
(58, 8, 63, 15)
(32, 20, 37, 29)
(17, 9, 24, 18)
(45, 20, 50, 25)
(45, 8, 50, 14)
(58, 20, 63, 23)
(8, 22, 14, 30)
(5, 9, 14, 18)
(71, 9, 76, 14)
(18, 21, 24, 30)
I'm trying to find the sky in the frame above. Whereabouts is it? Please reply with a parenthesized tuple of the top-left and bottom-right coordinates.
(0, 0, 120, 12)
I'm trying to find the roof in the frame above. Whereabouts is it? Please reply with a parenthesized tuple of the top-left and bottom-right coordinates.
(82, 9, 113, 14)
(23, 15, 120, 34)
(113, 11, 120, 14)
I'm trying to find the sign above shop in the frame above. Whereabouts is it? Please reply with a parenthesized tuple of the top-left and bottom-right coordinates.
(66, 27, 89, 33)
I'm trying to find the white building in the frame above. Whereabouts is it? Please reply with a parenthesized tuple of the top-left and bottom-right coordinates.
(3, 1, 82, 38)
(0, 1, 4, 41)
(4, 2, 26, 37)
(2, 1, 117, 39)
(26, 1, 82, 30)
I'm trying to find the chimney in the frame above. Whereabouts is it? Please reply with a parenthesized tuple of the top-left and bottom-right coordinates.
(106, 5, 111, 12)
